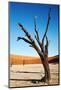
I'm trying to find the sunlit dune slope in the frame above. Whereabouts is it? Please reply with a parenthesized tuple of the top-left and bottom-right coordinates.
(10, 55, 59, 65)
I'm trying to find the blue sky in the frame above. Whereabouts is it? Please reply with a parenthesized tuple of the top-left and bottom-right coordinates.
(9, 2, 59, 56)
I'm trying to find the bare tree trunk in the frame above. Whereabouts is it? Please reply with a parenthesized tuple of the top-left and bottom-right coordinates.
(40, 56, 50, 82)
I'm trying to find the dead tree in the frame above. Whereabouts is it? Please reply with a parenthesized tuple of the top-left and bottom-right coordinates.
(17, 8, 51, 83)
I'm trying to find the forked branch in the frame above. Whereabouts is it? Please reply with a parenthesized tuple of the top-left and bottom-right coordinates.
(18, 23, 34, 43)
(34, 17, 44, 53)
(18, 23, 43, 57)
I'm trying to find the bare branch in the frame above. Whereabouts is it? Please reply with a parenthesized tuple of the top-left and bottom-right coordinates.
(18, 24, 43, 57)
(42, 8, 51, 45)
(17, 37, 32, 44)
(35, 35, 41, 47)
(34, 17, 44, 52)
(46, 36, 49, 47)
(35, 36, 44, 53)
(18, 23, 34, 43)
(34, 17, 39, 40)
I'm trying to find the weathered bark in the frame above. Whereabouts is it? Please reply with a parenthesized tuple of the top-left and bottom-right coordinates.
(40, 56, 50, 82)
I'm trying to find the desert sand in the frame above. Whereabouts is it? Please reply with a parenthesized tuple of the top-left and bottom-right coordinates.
(9, 63, 59, 87)
(10, 55, 59, 65)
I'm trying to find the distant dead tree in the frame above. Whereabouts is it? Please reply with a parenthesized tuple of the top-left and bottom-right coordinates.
(17, 8, 51, 83)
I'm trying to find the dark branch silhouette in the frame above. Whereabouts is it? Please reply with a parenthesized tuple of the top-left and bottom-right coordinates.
(18, 23, 43, 57)
(42, 8, 51, 46)
(17, 37, 32, 44)
(34, 17, 40, 40)
(18, 23, 34, 43)
(34, 17, 44, 53)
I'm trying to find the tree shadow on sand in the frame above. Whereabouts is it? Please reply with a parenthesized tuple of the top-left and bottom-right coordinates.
(31, 76, 49, 84)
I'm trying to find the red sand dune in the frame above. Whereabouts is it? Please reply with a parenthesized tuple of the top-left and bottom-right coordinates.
(10, 55, 59, 65)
